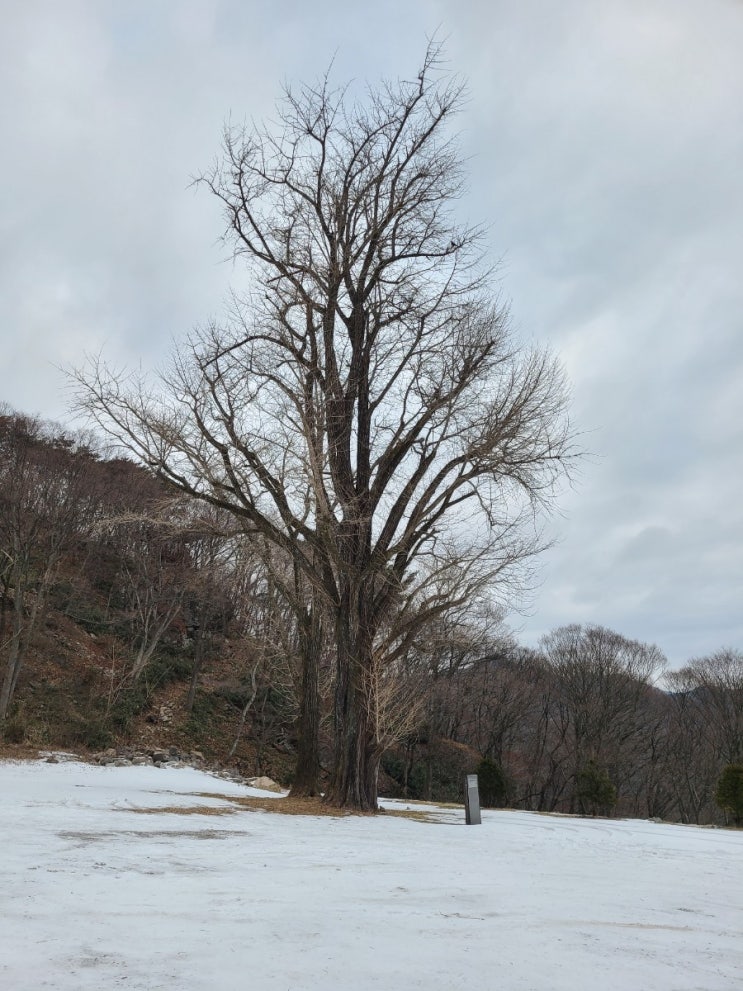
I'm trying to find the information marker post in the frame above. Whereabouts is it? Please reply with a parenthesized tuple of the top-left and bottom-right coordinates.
(464, 773, 481, 825)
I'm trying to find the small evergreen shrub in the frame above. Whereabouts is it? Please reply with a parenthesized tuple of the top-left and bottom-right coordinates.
(577, 761, 617, 816)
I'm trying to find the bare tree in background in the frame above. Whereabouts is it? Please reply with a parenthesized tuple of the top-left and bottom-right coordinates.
(540, 624, 666, 813)
(668, 649, 743, 765)
(0, 412, 103, 723)
(179, 507, 237, 713)
(73, 46, 572, 809)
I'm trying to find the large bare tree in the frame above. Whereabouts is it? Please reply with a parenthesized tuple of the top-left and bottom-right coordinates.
(73, 48, 572, 809)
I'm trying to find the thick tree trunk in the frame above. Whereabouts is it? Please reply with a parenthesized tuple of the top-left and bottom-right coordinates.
(326, 684, 379, 810)
(325, 583, 380, 811)
(289, 604, 322, 797)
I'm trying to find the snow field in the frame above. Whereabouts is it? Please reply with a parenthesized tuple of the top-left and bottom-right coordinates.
(1, 759, 741, 990)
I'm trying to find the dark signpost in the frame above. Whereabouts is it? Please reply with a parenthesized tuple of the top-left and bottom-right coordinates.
(464, 773, 481, 825)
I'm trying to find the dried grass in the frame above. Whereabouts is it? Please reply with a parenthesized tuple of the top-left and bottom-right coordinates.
(382, 808, 441, 823)
(126, 805, 237, 817)
(211, 794, 373, 818)
(192, 793, 448, 821)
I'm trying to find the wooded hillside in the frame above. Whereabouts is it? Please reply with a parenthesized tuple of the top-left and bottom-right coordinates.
(1, 408, 740, 824)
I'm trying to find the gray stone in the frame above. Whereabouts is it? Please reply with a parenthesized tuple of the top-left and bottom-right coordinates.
(249, 775, 283, 793)
(464, 773, 481, 826)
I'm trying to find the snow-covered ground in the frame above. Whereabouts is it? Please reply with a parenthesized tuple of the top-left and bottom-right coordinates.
(1, 759, 741, 990)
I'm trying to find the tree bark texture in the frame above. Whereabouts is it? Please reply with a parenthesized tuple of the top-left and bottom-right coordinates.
(289, 602, 323, 798)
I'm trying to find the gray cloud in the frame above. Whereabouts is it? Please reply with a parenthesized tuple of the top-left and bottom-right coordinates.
(1, 0, 741, 665)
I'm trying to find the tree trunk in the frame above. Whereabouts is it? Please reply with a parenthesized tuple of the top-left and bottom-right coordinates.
(289, 604, 322, 798)
(403, 740, 416, 799)
(0, 647, 19, 723)
(185, 630, 206, 713)
(227, 662, 259, 760)
(130, 596, 182, 681)
(326, 684, 379, 811)
(325, 585, 379, 811)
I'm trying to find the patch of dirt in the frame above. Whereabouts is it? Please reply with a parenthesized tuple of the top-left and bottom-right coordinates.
(125, 805, 237, 817)
(194, 792, 446, 820)
(58, 829, 239, 841)
(382, 808, 441, 823)
(204, 793, 374, 817)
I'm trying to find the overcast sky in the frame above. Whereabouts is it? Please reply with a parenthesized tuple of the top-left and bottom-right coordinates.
(2, 0, 741, 666)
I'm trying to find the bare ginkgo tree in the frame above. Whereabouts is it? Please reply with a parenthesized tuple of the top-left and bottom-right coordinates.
(73, 46, 572, 809)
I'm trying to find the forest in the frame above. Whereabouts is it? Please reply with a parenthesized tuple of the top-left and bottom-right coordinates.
(1, 408, 741, 826)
